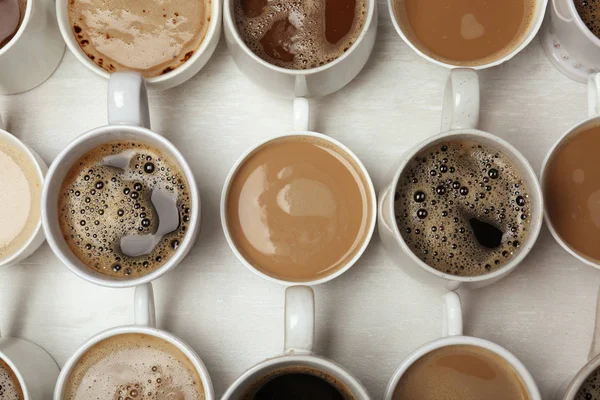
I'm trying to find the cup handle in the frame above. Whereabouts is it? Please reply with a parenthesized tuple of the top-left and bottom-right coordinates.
(293, 98, 311, 132)
(588, 73, 600, 117)
(441, 69, 480, 132)
(134, 282, 157, 328)
(588, 287, 600, 360)
(108, 72, 151, 129)
(284, 286, 315, 354)
(552, 0, 574, 22)
(442, 291, 463, 337)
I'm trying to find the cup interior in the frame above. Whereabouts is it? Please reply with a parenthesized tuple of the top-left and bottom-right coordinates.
(223, 355, 369, 399)
(223, 0, 376, 75)
(54, 325, 214, 400)
(388, 129, 544, 283)
(42, 125, 200, 288)
(0, 129, 46, 267)
(0, 0, 32, 57)
(220, 132, 376, 286)
(568, 0, 600, 47)
(387, 0, 548, 69)
(385, 336, 541, 400)
(562, 354, 600, 400)
(0, 352, 29, 399)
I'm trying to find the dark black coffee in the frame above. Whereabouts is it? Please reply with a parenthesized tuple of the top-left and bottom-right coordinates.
(574, 0, 600, 39)
(575, 367, 600, 400)
(243, 367, 354, 400)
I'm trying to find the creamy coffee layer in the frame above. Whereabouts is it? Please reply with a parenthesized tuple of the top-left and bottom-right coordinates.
(0, 357, 24, 400)
(58, 141, 191, 279)
(0, 140, 41, 262)
(395, 0, 535, 65)
(575, 366, 600, 400)
(68, 0, 211, 77)
(392, 345, 529, 400)
(395, 140, 531, 276)
(545, 125, 600, 263)
(226, 136, 371, 282)
(575, 0, 600, 39)
(234, 0, 367, 69)
(64, 333, 204, 400)
(243, 366, 355, 400)
(0, 0, 26, 49)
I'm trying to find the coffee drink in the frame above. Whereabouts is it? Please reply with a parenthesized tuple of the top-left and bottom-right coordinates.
(63, 333, 204, 400)
(226, 136, 371, 282)
(0, 357, 24, 399)
(393, 0, 536, 65)
(392, 345, 529, 400)
(58, 141, 191, 278)
(243, 366, 355, 400)
(234, 0, 367, 69)
(545, 125, 600, 263)
(575, 366, 600, 400)
(0, 139, 41, 263)
(68, 0, 211, 77)
(575, 0, 600, 39)
(0, 0, 26, 50)
(394, 140, 532, 276)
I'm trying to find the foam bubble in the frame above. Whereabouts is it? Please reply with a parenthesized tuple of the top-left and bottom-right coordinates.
(574, 0, 600, 39)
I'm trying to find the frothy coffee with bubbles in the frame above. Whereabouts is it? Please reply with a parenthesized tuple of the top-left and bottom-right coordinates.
(63, 333, 205, 400)
(0, 357, 24, 400)
(394, 140, 532, 276)
(574, 0, 600, 39)
(234, 0, 367, 69)
(58, 141, 191, 279)
(575, 366, 600, 400)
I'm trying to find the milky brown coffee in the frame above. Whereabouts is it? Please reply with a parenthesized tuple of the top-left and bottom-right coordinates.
(63, 333, 205, 400)
(68, 0, 211, 77)
(226, 136, 371, 282)
(0, 0, 26, 50)
(0, 357, 24, 400)
(58, 141, 191, 279)
(392, 345, 529, 400)
(394, 140, 532, 277)
(234, 0, 367, 69)
(394, 0, 536, 65)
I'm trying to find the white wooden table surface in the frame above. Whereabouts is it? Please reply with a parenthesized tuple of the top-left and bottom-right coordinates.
(0, 3, 596, 398)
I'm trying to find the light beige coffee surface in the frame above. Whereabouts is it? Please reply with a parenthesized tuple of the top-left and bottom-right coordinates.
(226, 136, 371, 282)
(68, 0, 211, 77)
(0, 357, 24, 400)
(63, 333, 205, 400)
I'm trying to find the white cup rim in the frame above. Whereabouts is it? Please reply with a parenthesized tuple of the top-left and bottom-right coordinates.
(385, 129, 544, 283)
(540, 115, 600, 269)
(561, 354, 600, 400)
(220, 131, 377, 286)
(0, 348, 30, 399)
(223, 0, 376, 76)
(0, 129, 45, 268)
(54, 325, 215, 400)
(386, 0, 548, 69)
(566, 0, 600, 48)
(0, 0, 32, 57)
(55, 0, 222, 84)
(384, 335, 541, 400)
(41, 124, 201, 288)
(223, 353, 370, 399)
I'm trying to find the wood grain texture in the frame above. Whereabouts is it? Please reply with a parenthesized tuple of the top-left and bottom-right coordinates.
(0, 3, 597, 398)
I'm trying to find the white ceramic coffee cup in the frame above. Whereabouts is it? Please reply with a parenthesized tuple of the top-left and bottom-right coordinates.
(220, 98, 377, 286)
(42, 72, 201, 288)
(0, 0, 65, 94)
(388, 0, 547, 69)
(541, 0, 600, 82)
(0, 112, 47, 267)
(54, 282, 214, 399)
(540, 73, 600, 268)
(384, 291, 541, 400)
(378, 68, 544, 290)
(55, 0, 222, 91)
(222, 285, 370, 399)
(0, 332, 60, 399)
(223, 0, 377, 98)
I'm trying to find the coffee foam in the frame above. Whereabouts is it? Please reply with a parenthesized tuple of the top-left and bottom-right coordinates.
(58, 141, 191, 279)
(234, 0, 367, 69)
(576, 367, 600, 400)
(0, 357, 24, 399)
(63, 333, 204, 400)
(394, 140, 532, 277)
(0, 0, 26, 49)
(68, 0, 211, 77)
(574, 0, 600, 39)
(243, 366, 355, 400)
(0, 140, 41, 262)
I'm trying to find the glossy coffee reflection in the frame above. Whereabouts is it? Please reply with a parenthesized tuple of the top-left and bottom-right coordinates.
(226, 136, 371, 282)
